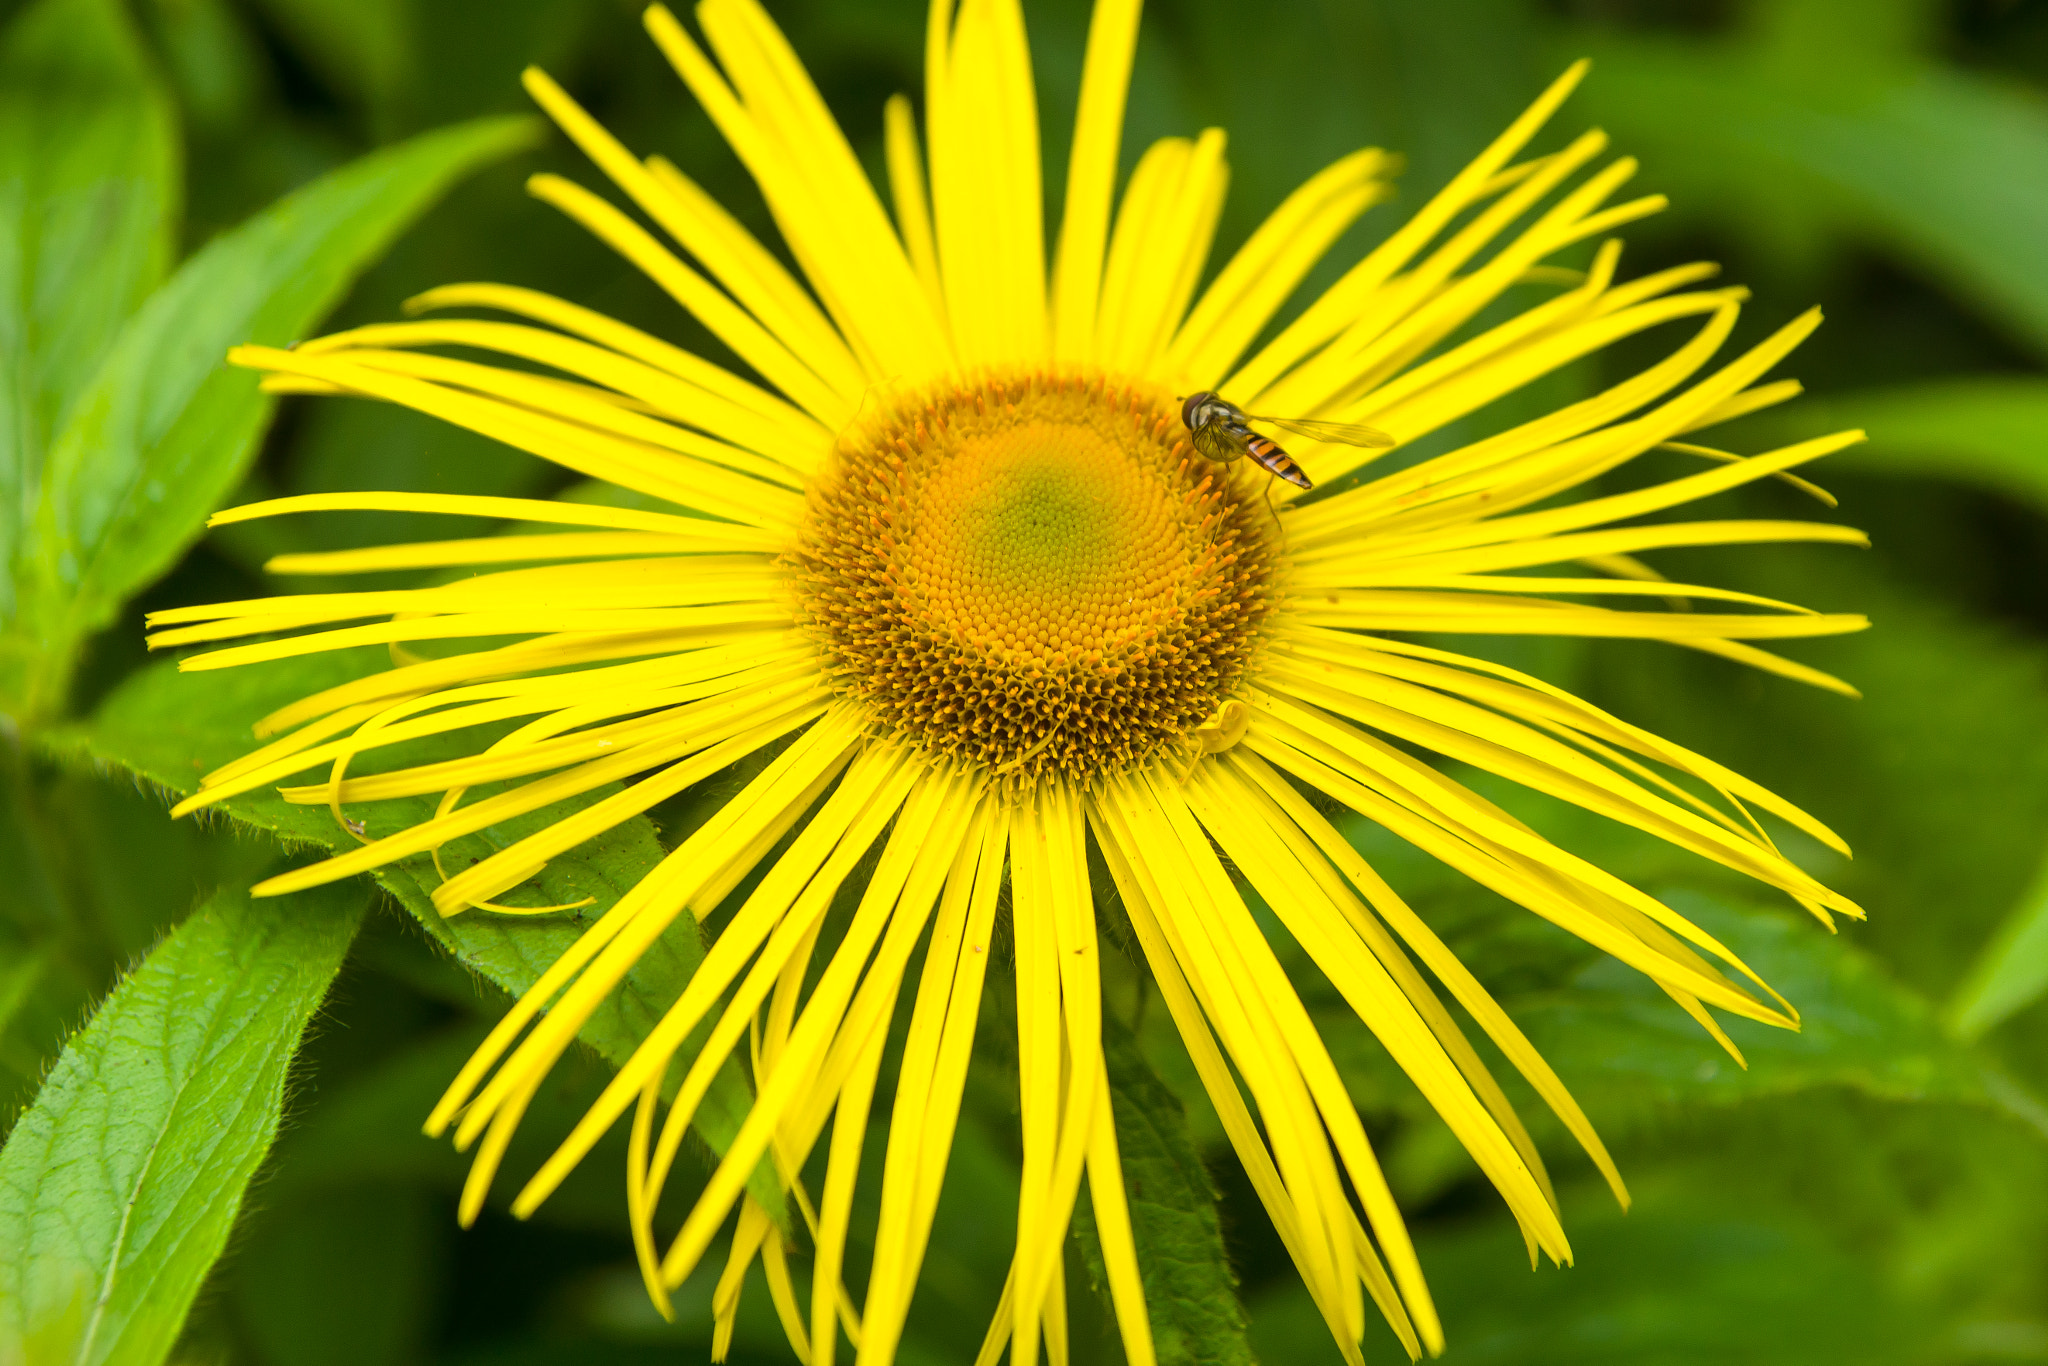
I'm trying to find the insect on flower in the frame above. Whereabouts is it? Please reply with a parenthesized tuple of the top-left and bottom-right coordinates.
(1178, 389, 1395, 492)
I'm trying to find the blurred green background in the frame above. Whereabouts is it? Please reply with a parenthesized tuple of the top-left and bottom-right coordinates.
(5, 0, 2048, 1363)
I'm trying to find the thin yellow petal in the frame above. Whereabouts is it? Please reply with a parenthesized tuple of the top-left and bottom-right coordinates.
(1228, 748, 1628, 1208)
(856, 804, 997, 1364)
(1169, 148, 1394, 387)
(809, 1018, 885, 1366)
(424, 707, 863, 1142)
(293, 339, 803, 488)
(1050, 0, 1142, 362)
(526, 171, 852, 424)
(928, 0, 1048, 365)
(520, 65, 865, 399)
(646, 1, 950, 380)
(883, 93, 943, 312)
(1100, 130, 1227, 376)
(646, 767, 975, 1286)
(505, 736, 915, 1194)
(264, 531, 768, 576)
(1228, 60, 1589, 400)
(207, 488, 745, 538)
(1089, 796, 1397, 1362)
(1083, 1063, 1157, 1366)
(402, 281, 827, 445)
(229, 343, 799, 525)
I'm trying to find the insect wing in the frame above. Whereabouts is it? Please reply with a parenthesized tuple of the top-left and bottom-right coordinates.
(1250, 415, 1395, 449)
(1190, 421, 1246, 463)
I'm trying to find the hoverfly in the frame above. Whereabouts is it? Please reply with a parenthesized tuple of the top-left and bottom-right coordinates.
(1178, 391, 1394, 493)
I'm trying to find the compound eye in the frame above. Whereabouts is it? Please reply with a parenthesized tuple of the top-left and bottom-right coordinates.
(1180, 391, 1211, 429)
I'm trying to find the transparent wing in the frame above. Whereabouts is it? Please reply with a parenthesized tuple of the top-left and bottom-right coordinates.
(1249, 415, 1395, 448)
(1190, 422, 1245, 463)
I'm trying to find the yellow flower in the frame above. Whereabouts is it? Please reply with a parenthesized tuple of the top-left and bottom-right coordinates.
(149, 1, 1869, 1362)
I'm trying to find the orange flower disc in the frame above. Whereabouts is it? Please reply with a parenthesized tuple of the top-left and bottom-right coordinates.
(791, 371, 1277, 782)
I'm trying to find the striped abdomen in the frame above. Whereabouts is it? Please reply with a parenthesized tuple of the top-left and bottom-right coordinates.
(1243, 432, 1314, 490)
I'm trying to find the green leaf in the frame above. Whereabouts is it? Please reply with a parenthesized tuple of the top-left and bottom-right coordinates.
(1075, 1019, 1253, 1366)
(1247, 1197, 1939, 1366)
(1568, 33, 2048, 358)
(1779, 69, 2048, 358)
(0, 112, 538, 724)
(1, 732, 278, 1136)
(1750, 379, 2048, 519)
(212, 385, 561, 583)
(1949, 851, 2048, 1041)
(1508, 888, 2048, 1136)
(0, 879, 365, 1366)
(0, 0, 178, 627)
(1585, 549, 2048, 998)
(48, 649, 783, 1222)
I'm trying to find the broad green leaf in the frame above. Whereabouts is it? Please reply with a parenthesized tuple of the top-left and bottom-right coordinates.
(1, 732, 276, 1137)
(0, 879, 365, 1366)
(32, 763, 275, 960)
(1750, 379, 2048, 519)
(1304, 753, 2048, 1136)
(1585, 549, 2048, 997)
(214, 386, 562, 582)
(1776, 68, 2048, 358)
(1249, 1197, 1938, 1366)
(48, 649, 782, 1221)
(0, 112, 538, 724)
(404, 1340, 735, 1366)
(1949, 851, 2048, 1041)
(1569, 33, 2048, 358)
(0, 0, 177, 629)
(1508, 888, 2048, 1137)
(1074, 1020, 1253, 1366)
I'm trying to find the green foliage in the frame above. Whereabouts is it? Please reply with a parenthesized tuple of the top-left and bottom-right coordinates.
(1074, 1021, 1252, 1366)
(0, 738, 280, 1137)
(1414, 1199, 1935, 1365)
(0, 0, 178, 693)
(246, 0, 413, 135)
(53, 647, 783, 1222)
(1951, 858, 2048, 1042)
(1573, 25, 2048, 356)
(15, 114, 534, 704)
(0, 880, 365, 1366)
(1759, 379, 2048, 519)
(1251, 1197, 1939, 1366)
(0, 48, 535, 722)
(1511, 889, 2047, 1133)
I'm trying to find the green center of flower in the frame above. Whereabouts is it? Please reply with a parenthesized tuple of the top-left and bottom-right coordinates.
(954, 426, 1119, 593)
(791, 371, 1277, 784)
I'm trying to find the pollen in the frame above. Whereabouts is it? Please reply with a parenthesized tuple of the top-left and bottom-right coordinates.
(790, 371, 1277, 784)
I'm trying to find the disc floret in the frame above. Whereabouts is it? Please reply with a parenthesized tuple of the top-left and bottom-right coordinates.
(791, 371, 1277, 784)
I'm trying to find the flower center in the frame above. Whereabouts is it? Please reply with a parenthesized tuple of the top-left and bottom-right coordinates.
(791, 371, 1276, 783)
